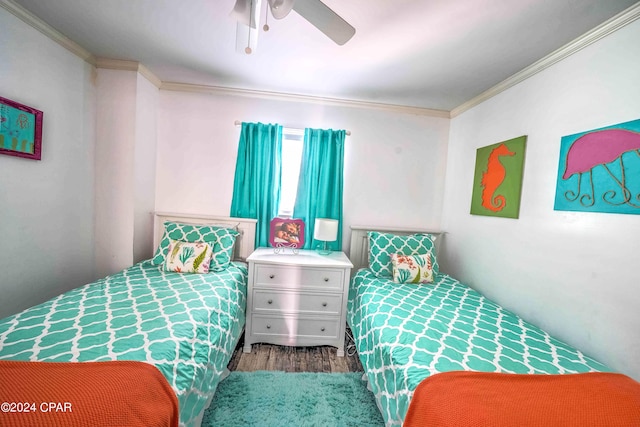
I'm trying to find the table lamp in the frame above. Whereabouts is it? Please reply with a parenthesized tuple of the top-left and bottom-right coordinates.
(313, 218, 338, 255)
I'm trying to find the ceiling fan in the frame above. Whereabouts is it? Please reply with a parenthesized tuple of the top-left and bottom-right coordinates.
(230, 0, 356, 54)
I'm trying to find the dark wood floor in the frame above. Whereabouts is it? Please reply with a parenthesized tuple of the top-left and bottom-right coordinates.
(228, 327, 363, 373)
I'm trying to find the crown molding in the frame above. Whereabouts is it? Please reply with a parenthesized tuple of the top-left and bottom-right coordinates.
(160, 82, 451, 118)
(94, 58, 162, 88)
(138, 64, 163, 88)
(0, 0, 94, 62)
(450, 2, 640, 118)
(94, 58, 139, 72)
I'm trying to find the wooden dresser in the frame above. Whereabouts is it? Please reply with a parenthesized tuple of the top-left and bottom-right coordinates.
(243, 248, 353, 356)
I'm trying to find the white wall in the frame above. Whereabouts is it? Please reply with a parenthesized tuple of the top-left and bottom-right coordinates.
(95, 69, 159, 277)
(95, 69, 137, 278)
(133, 74, 158, 263)
(0, 7, 96, 319)
(155, 91, 450, 250)
(441, 19, 640, 380)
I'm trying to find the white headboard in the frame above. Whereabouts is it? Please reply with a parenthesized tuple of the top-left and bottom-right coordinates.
(153, 212, 257, 262)
(349, 225, 444, 274)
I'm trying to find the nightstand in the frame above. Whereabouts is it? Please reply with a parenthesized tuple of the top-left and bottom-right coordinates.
(243, 248, 353, 356)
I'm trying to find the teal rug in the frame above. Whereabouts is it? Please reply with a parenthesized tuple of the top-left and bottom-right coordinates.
(202, 371, 385, 427)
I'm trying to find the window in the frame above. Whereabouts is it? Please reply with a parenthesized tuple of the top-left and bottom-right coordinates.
(278, 128, 304, 217)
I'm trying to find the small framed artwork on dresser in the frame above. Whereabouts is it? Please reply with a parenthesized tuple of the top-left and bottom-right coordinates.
(269, 217, 305, 250)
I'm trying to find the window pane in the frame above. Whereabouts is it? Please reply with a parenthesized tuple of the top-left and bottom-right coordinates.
(278, 131, 303, 216)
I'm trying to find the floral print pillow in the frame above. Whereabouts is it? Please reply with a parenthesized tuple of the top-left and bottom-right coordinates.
(164, 239, 213, 274)
(391, 253, 434, 284)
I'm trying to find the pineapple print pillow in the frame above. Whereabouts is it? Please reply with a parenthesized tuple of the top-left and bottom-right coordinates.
(391, 253, 434, 284)
(164, 239, 213, 274)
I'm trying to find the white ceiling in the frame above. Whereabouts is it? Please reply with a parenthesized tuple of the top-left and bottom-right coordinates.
(10, 0, 639, 111)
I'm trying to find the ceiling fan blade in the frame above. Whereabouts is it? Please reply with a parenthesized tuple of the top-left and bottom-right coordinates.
(230, 0, 259, 29)
(292, 0, 355, 45)
(268, 0, 295, 19)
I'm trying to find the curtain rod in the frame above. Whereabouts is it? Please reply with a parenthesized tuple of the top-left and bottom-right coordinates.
(234, 120, 351, 136)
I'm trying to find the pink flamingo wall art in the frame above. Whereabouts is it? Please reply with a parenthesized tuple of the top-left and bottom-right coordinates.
(471, 136, 527, 219)
(554, 119, 640, 215)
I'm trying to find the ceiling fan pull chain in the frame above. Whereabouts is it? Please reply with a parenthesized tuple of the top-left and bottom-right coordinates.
(264, 2, 270, 31)
(245, 0, 253, 54)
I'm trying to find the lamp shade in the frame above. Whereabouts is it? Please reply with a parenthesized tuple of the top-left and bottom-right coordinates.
(313, 218, 338, 242)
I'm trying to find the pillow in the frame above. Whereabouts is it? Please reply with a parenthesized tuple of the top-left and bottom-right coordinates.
(164, 240, 213, 274)
(207, 227, 240, 271)
(153, 221, 240, 271)
(392, 253, 434, 284)
(368, 231, 438, 279)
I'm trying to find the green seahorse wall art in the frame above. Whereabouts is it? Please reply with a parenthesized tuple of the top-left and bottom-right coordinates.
(470, 135, 527, 219)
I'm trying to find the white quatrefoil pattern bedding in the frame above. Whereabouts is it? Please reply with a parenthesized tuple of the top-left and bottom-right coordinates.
(0, 260, 248, 427)
(347, 269, 609, 427)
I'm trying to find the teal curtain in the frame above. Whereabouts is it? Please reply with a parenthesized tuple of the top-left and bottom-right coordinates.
(293, 128, 346, 250)
(230, 122, 283, 248)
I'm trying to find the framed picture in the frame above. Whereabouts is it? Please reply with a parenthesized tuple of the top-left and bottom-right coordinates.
(470, 135, 527, 219)
(554, 118, 640, 215)
(269, 218, 305, 249)
(0, 96, 43, 160)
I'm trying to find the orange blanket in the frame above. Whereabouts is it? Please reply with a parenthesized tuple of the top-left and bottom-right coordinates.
(0, 360, 178, 427)
(404, 371, 640, 427)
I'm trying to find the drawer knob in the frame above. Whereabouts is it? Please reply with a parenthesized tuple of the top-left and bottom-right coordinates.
(266, 325, 271, 329)
(322, 302, 327, 307)
(267, 299, 273, 304)
(321, 327, 326, 332)
(324, 277, 329, 282)
(269, 274, 275, 279)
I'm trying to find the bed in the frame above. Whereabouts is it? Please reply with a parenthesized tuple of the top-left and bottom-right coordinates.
(346, 226, 635, 426)
(0, 212, 257, 427)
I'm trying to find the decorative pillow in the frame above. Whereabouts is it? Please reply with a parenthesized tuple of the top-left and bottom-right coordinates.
(392, 253, 434, 284)
(164, 240, 213, 274)
(368, 231, 438, 279)
(207, 227, 240, 271)
(152, 221, 240, 271)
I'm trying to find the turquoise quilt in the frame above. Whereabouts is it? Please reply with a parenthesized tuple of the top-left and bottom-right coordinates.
(347, 269, 609, 426)
(0, 260, 247, 427)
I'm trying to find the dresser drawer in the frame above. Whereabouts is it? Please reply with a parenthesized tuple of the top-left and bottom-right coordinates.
(253, 289, 342, 315)
(251, 315, 340, 339)
(254, 265, 344, 290)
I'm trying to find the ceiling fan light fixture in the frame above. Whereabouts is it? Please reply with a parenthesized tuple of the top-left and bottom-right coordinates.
(268, 0, 295, 19)
(231, 0, 355, 54)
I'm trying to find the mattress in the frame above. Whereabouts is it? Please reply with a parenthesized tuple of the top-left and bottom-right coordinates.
(347, 268, 609, 426)
(0, 259, 248, 427)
